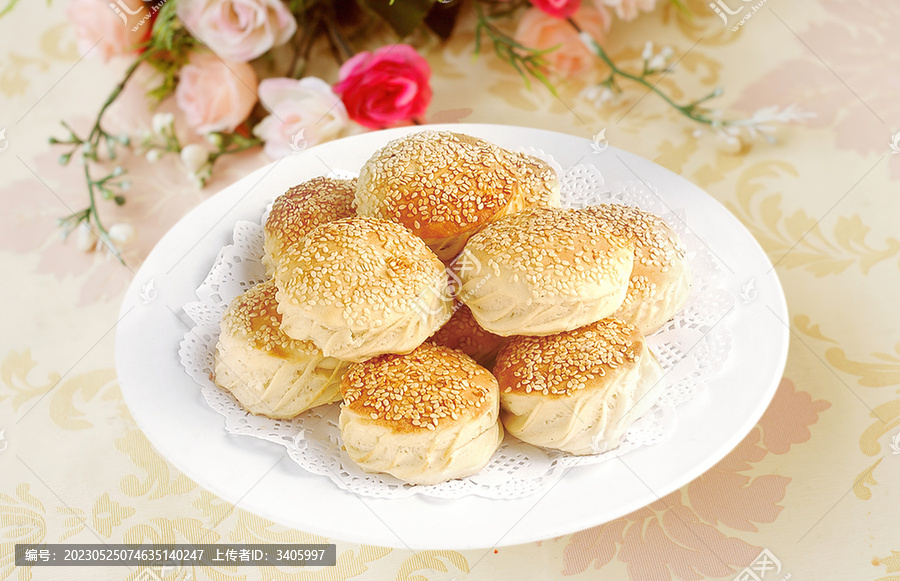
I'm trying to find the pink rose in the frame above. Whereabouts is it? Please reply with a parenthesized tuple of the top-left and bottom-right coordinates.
(176, 0, 297, 63)
(66, 0, 151, 61)
(600, 0, 656, 21)
(515, 6, 612, 77)
(530, 0, 582, 19)
(252, 77, 350, 158)
(175, 52, 258, 134)
(333, 45, 432, 129)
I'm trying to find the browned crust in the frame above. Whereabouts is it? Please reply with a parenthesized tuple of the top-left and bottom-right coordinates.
(341, 343, 497, 432)
(493, 318, 644, 398)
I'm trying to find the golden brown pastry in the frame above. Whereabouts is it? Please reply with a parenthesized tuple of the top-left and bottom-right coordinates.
(213, 281, 350, 418)
(505, 151, 561, 209)
(494, 317, 664, 455)
(339, 343, 504, 485)
(262, 176, 357, 276)
(457, 207, 634, 336)
(583, 204, 691, 334)
(354, 130, 554, 262)
(428, 304, 507, 367)
(274, 216, 453, 362)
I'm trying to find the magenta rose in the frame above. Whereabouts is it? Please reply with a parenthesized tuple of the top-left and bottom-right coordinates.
(333, 45, 432, 129)
(530, 0, 582, 18)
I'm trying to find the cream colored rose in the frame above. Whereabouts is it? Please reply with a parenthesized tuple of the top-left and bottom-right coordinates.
(252, 77, 350, 158)
(175, 52, 258, 134)
(176, 0, 297, 63)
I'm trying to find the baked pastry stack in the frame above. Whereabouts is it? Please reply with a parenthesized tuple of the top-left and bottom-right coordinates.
(212, 130, 692, 483)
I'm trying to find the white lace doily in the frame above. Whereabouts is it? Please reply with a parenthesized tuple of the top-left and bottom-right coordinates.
(179, 157, 734, 500)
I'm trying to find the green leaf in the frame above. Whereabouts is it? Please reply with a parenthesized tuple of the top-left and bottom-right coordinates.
(669, 0, 693, 19)
(359, 0, 436, 38)
(0, 0, 22, 18)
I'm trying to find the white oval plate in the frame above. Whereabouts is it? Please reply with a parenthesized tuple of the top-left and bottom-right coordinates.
(115, 124, 788, 550)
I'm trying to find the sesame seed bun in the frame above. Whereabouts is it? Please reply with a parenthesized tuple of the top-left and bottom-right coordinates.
(213, 281, 350, 419)
(458, 207, 635, 336)
(274, 216, 453, 362)
(355, 131, 558, 263)
(262, 177, 357, 276)
(428, 303, 507, 368)
(494, 318, 664, 455)
(506, 151, 561, 208)
(582, 204, 691, 334)
(339, 343, 504, 485)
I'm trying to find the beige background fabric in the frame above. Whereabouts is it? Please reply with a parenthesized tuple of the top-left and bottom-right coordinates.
(1, 0, 898, 579)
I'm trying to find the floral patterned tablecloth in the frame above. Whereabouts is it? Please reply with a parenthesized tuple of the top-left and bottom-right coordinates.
(2, 0, 898, 579)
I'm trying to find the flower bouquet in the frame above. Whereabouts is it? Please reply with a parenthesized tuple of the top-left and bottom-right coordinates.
(16, 0, 809, 260)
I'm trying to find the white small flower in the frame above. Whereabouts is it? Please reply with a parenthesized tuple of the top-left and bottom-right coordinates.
(641, 41, 653, 62)
(108, 223, 136, 246)
(119, 180, 131, 191)
(661, 46, 674, 60)
(145, 149, 161, 163)
(648, 55, 666, 70)
(75, 222, 97, 252)
(112, 166, 124, 177)
(188, 171, 208, 189)
(151, 112, 174, 135)
(716, 131, 742, 153)
(206, 132, 224, 148)
(180, 144, 209, 173)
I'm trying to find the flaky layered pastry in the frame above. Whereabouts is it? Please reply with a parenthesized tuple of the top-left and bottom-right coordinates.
(339, 343, 504, 485)
(213, 281, 350, 419)
(262, 176, 357, 276)
(354, 130, 558, 263)
(457, 207, 634, 336)
(274, 216, 453, 362)
(583, 204, 691, 334)
(494, 317, 664, 455)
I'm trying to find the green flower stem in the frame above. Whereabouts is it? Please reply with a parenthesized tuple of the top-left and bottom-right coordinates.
(209, 137, 264, 164)
(63, 48, 156, 264)
(568, 17, 720, 126)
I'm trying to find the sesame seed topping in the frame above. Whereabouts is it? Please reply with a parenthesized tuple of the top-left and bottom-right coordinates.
(582, 204, 685, 270)
(341, 343, 496, 431)
(493, 318, 643, 397)
(222, 280, 322, 358)
(464, 207, 634, 297)
(503, 151, 560, 208)
(355, 131, 528, 238)
(274, 216, 448, 329)
(265, 177, 357, 250)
